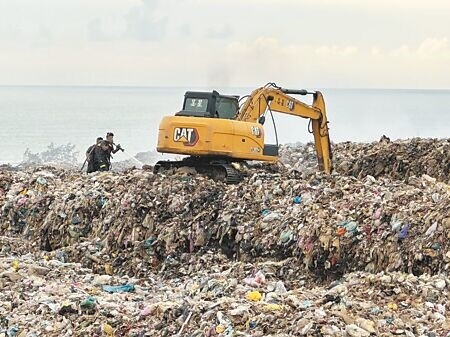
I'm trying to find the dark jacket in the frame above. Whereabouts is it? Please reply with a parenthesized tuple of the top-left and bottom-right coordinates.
(86, 145, 96, 173)
(105, 141, 115, 158)
(93, 146, 110, 171)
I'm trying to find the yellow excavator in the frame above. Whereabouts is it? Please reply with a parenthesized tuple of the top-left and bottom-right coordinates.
(154, 83, 332, 183)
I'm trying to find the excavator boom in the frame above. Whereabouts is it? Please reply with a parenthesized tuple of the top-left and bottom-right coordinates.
(236, 84, 332, 173)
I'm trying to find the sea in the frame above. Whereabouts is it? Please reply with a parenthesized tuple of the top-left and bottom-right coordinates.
(0, 86, 449, 165)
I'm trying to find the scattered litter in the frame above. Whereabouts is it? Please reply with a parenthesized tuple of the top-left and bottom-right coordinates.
(0, 139, 448, 335)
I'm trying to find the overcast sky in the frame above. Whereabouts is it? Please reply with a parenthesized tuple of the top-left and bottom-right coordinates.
(1, 0, 449, 88)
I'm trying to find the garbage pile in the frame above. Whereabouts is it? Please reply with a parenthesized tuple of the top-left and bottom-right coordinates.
(1, 138, 450, 336)
(0, 241, 449, 336)
(280, 138, 450, 183)
(0, 150, 449, 279)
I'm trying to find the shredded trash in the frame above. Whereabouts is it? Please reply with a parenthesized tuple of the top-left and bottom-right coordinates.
(0, 138, 449, 336)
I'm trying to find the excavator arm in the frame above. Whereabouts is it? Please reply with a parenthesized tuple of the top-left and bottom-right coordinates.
(236, 84, 332, 173)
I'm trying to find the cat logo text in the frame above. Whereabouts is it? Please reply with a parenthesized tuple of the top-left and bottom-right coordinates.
(173, 127, 199, 146)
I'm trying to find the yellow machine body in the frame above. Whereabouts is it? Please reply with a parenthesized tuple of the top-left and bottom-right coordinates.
(157, 116, 277, 162)
(155, 84, 332, 181)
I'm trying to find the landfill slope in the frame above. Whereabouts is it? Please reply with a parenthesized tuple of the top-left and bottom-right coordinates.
(1, 140, 449, 277)
(281, 138, 449, 183)
(0, 138, 449, 336)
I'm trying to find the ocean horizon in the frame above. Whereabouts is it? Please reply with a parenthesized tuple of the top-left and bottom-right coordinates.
(1, 85, 449, 164)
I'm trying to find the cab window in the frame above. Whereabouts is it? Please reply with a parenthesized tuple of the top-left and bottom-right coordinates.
(184, 98, 208, 113)
(216, 97, 238, 119)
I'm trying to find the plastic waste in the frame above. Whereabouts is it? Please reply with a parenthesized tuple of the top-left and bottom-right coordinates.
(6, 327, 19, 337)
(345, 324, 370, 337)
(264, 303, 283, 311)
(370, 306, 381, 314)
(102, 323, 114, 337)
(36, 177, 47, 185)
(336, 227, 346, 236)
(434, 279, 446, 290)
(387, 302, 398, 311)
(262, 212, 281, 223)
(337, 221, 357, 237)
(102, 284, 135, 293)
(261, 209, 271, 216)
(216, 311, 234, 336)
(11, 260, 19, 271)
(215, 325, 225, 334)
(431, 242, 441, 250)
(354, 317, 376, 334)
(280, 230, 293, 243)
(80, 296, 97, 310)
(274, 280, 287, 294)
(71, 215, 81, 225)
(344, 221, 358, 236)
(425, 222, 438, 237)
(300, 300, 312, 309)
(59, 301, 77, 315)
(245, 291, 262, 302)
(398, 224, 410, 240)
(104, 264, 113, 275)
(391, 221, 402, 232)
(243, 270, 266, 287)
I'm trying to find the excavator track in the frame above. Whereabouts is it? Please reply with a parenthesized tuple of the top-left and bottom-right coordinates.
(219, 164, 242, 184)
(153, 158, 243, 184)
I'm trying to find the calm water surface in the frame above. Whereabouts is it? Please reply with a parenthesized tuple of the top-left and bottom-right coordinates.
(0, 86, 449, 163)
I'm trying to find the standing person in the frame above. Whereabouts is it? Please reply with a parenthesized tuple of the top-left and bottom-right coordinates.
(105, 132, 123, 169)
(93, 140, 112, 172)
(105, 132, 122, 156)
(85, 137, 103, 173)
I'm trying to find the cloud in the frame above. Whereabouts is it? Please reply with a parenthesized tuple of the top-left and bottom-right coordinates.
(190, 0, 450, 9)
(206, 24, 233, 39)
(389, 37, 450, 59)
(194, 36, 450, 88)
(417, 37, 449, 58)
(391, 45, 411, 58)
(88, 18, 109, 42)
(29, 25, 53, 48)
(225, 37, 359, 68)
(315, 45, 358, 57)
(178, 23, 191, 37)
(0, 1, 449, 88)
(142, 0, 160, 8)
(124, 1, 168, 41)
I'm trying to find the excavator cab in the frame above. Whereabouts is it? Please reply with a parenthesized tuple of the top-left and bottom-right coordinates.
(176, 91, 239, 120)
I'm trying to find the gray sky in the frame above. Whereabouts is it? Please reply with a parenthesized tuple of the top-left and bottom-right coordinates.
(1, 0, 449, 88)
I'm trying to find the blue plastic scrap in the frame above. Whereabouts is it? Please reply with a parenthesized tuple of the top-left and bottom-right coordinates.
(7, 326, 19, 337)
(398, 224, 410, 240)
(102, 283, 136, 293)
(261, 209, 271, 216)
